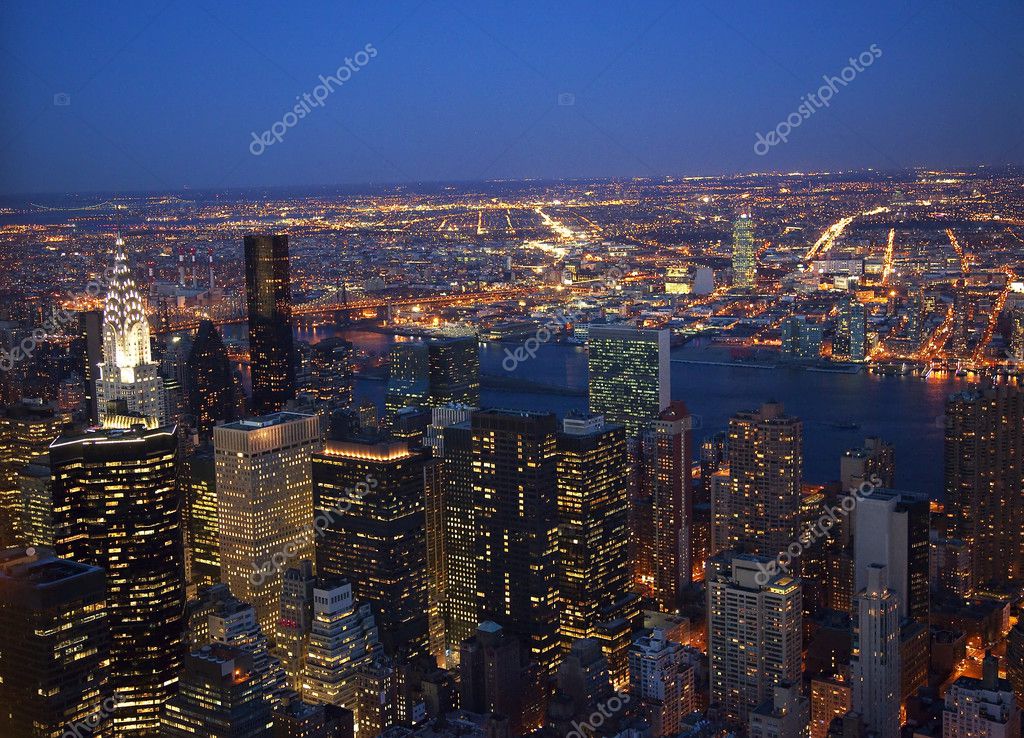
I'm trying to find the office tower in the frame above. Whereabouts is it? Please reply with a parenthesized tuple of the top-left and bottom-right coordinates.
(158, 333, 192, 426)
(19, 454, 54, 547)
(853, 489, 929, 625)
(312, 438, 429, 659)
(459, 622, 524, 729)
(302, 579, 380, 714)
(185, 320, 236, 435)
(0, 547, 113, 738)
(79, 309, 104, 423)
(1010, 306, 1024, 361)
(811, 678, 852, 738)
(640, 402, 694, 610)
(51, 423, 186, 736)
(272, 695, 354, 738)
(0, 397, 69, 546)
(95, 238, 166, 424)
(159, 645, 273, 738)
(835, 295, 867, 362)
(384, 334, 480, 421)
(278, 561, 317, 692)
(707, 554, 803, 724)
(183, 445, 219, 591)
(851, 565, 900, 738)
(199, 587, 288, 706)
(781, 315, 824, 360)
(945, 385, 1024, 592)
(444, 409, 561, 676)
(244, 234, 296, 414)
(840, 437, 894, 492)
(716, 403, 803, 563)
(307, 337, 355, 409)
(556, 413, 639, 683)
(628, 628, 694, 737)
(942, 653, 1020, 738)
(732, 213, 756, 288)
(423, 454, 446, 662)
(1007, 623, 1024, 711)
(214, 412, 321, 634)
(587, 324, 670, 436)
(749, 683, 810, 738)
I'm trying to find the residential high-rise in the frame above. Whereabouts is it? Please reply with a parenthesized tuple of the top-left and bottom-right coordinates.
(182, 445, 220, 591)
(0, 397, 70, 546)
(301, 579, 379, 716)
(835, 295, 868, 362)
(1007, 623, 1024, 711)
(840, 436, 895, 492)
(95, 238, 166, 424)
(214, 412, 321, 634)
(384, 334, 480, 421)
(781, 315, 823, 360)
(628, 628, 695, 737)
(587, 325, 670, 437)
(0, 547, 113, 738)
(244, 234, 296, 415)
(942, 653, 1021, 738)
(185, 320, 236, 435)
(749, 683, 810, 738)
(811, 678, 852, 738)
(307, 337, 354, 409)
(312, 438, 429, 659)
(732, 214, 756, 289)
(640, 402, 694, 611)
(715, 403, 803, 563)
(944, 385, 1024, 592)
(707, 554, 803, 724)
(851, 564, 900, 738)
(555, 413, 638, 679)
(51, 423, 187, 736)
(443, 409, 561, 677)
(159, 645, 273, 738)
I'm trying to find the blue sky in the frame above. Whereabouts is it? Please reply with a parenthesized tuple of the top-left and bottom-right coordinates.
(1, 0, 1022, 194)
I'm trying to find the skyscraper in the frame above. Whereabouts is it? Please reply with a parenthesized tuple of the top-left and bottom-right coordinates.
(312, 438, 429, 659)
(384, 334, 480, 421)
(306, 337, 354, 409)
(707, 554, 803, 725)
(96, 238, 166, 424)
(78, 309, 104, 423)
(732, 214, 756, 289)
(459, 621, 524, 731)
(185, 320, 236, 435)
(942, 653, 1020, 738)
(945, 385, 1024, 592)
(0, 397, 70, 547)
(159, 645, 273, 738)
(555, 413, 639, 682)
(214, 412, 321, 635)
(244, 234, 296, 415)
(587, 324, 670, 437)
(51, 423, 187, 736)
(1007, 622, 1024, 711)
(781, 315, 824, 360)
(851, 564, 900, 738)
(0, 547, 113, 738)
(715, 402, 803, 564)
(444, 409, 562, 677)
(182, 445, 220, 591)
(835, 294, 868, 362)
(277, 561, 316, 692)
(840, 436, 894, 492)
(640, 401, 694, 610)
(1010, 305, 1024, 361)
(628, 628, 695, 737)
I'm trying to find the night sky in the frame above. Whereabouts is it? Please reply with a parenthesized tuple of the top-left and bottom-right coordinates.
(1, 0, 1022, 195)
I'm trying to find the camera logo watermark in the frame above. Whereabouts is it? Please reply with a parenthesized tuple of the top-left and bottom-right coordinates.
(754, 44, 882, 156)
(754, 473, 883, 585)
(250, 43, 377, 156)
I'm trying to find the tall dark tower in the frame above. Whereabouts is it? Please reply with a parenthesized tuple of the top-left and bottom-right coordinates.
(185, 320, 236, 435)
(52, 423, 187, 736)
(244, 235, 295, 415)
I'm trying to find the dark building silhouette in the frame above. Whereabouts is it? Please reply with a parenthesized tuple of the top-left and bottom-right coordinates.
(52, 423, 187, 736)
(307, 337, 354, 409)
(244, 234, 296, 415)
(78, 309, 104, 423)
(384, 334, 479, 422)
(0, 547, 113, 738)
(185, 320, 236, 435)
(459, 622, 524, 731)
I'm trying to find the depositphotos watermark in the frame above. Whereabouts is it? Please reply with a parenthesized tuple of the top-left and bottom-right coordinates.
(754, 44, 882, 156)
(565, 691, 631, 738)
(249, 474, 378, 586)
(754, 473, 883, 585)
(62, 692, 123, 737)
(0, 268, 115, 373)
(249, 43, 378, 156)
